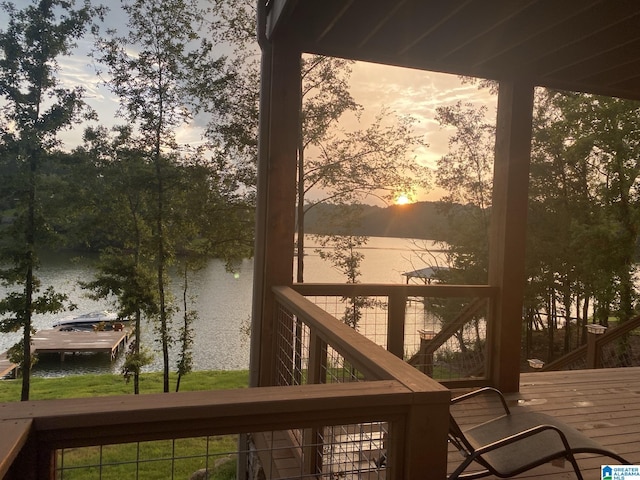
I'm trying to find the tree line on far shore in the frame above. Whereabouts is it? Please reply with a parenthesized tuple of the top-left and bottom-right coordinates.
(304, 201, 460, 241)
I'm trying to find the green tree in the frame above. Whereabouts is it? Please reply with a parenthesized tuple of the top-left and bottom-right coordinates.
(78, 126, 157, 394)
(175, 261, 195, 393)
(210, 2, 430, 284)
(529, 91, 640, 361)
(95, 0, 230, 392)
(315, 206, 373, 330)
(0, 0, 102, 400)
(295, 55, 361, 281)
(434, 101, 494, 284)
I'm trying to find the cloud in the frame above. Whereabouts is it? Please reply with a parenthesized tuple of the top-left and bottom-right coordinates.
(347, 61, 498, 201)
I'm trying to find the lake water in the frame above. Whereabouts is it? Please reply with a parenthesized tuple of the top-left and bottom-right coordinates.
(0, 236, 443, 377)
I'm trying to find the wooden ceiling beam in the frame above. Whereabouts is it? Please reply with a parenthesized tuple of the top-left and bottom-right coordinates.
(273, 0, 640, 102)
(532, 12, 640, 79)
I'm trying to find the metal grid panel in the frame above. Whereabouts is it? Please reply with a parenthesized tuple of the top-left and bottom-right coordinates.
(56, 436, 236, 480)
(304, 294, 488, 381)
(601, 336, 640, 368)
(318, 422, 389, 479)
(275, 303, 311, 387)
(410, 297, 486, 381)
(306, 295, 389, 349)
(323, 344, 364, 383)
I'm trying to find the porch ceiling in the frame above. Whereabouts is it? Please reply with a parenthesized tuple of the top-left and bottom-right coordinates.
(266, 0, 640, 101)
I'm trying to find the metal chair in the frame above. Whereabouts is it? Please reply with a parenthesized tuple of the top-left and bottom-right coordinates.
(448, 387, 630, 479)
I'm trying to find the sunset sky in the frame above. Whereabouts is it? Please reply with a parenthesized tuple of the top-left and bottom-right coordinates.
(7, 1, 498, 203)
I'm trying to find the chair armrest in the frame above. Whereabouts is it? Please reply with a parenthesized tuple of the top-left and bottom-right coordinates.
(451, 387, 511, 415)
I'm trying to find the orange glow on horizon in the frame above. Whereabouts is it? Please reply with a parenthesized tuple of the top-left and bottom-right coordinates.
(395, 194, 412, 205)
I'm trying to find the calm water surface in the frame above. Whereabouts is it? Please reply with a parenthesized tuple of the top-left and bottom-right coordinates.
(0, 236, 441, 377)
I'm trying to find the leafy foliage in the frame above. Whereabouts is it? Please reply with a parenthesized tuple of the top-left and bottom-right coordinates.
(86, 0, 253, 394)
(0, 0, 101, 400)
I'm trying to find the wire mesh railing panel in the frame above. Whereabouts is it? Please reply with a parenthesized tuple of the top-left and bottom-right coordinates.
(275, 303, 311, 387)
(405, 297, 487, 381)
(56, 436, 237, 480)
(318, 422, 389, 479)
(55, 428, 390, 480)
(251, 424, 389, 480)
(300, 292, 489, 382)
(323, 344, 365, 383)
(601, 335, 640, 368)
(275, 300, 366, 384)
(305, 295, 389, 349)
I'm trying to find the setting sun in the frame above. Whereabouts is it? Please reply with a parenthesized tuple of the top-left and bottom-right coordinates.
(395, 194, 412, 205)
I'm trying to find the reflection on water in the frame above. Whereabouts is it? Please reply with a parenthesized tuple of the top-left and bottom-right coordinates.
(0, 237, 439, 377)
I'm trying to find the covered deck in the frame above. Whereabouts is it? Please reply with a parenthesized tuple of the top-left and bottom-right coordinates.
(2, 365, 638, 479)
(4, 1, 640, 478)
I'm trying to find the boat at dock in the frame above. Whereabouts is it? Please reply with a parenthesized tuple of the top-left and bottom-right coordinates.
(53, 311, 122, 330)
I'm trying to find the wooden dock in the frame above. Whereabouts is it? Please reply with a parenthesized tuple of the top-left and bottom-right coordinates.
(0, 353, 17, 379)
(30, 329, 130, 361)
(1, 329, 130, 378)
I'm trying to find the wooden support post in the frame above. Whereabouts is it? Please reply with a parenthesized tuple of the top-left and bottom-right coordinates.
(387, 291, 407, 359)
(390, 391, 450, 480)
(487, 80, 534, 393)
(586, 324, 606, 368)
(250, 30, 301, 388)
(303, 330, 325, 476)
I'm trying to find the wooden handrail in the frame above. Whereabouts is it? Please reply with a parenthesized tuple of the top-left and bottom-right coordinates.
(274, 286, 449, 390)
(595, 314, 640, 347)
(0, 380, 443, 479)
(272, 286, 451, 479)
(1, 382, 413, 448)
(541, 314, 640, 371)
(0, 419, 32, 479)
(292, 283, 496, 298)
(540, 344, 586, 371)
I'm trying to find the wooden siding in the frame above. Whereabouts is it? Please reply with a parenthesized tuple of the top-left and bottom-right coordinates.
(449, 367, 640, 479)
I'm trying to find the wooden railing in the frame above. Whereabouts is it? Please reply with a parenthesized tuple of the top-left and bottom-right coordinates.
(1, 380, 443, 479)
(273, 286, 452, 477)
(1, 283, 461, 480)
(268, 285, 487, 477)
(291, 282, 497, 387)
(541, 315, 640, 371)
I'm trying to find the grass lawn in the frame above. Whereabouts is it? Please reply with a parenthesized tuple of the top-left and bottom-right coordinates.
(0, 369, 249, 402)
(1, 370, 249, 479)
